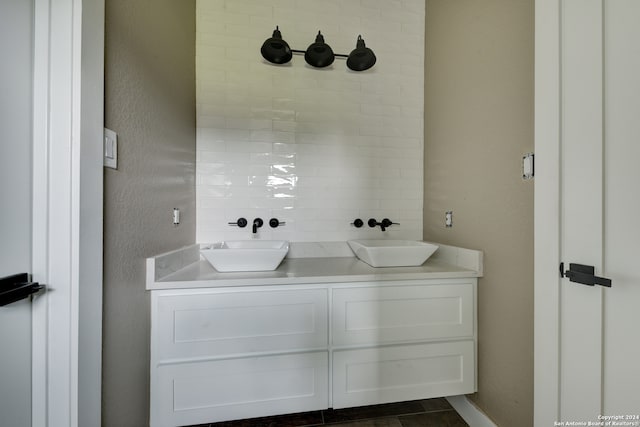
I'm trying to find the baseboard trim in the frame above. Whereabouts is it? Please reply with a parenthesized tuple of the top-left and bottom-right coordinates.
(446, 395, 498, 427)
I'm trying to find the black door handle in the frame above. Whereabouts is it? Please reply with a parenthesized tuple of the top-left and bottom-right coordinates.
(560, 263, 612, 288)
(0, 273, 45, 306)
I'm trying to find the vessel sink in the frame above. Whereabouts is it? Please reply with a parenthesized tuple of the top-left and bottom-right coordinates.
(347, 239, 438, 268)
(200, 240, 289, 272)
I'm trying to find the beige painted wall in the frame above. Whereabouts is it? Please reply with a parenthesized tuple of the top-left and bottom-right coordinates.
(103, 1, 196, 426)
(424, 1, 534, 426)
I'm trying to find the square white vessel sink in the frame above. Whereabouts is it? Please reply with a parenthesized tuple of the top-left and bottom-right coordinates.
(200, 240, 289, 272)
(347, 239, 439, 268)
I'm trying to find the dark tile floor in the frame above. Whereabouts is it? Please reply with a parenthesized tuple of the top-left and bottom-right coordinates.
(185, 398, 469, 427)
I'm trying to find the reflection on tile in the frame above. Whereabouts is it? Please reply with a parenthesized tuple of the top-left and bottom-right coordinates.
(273, 192, 296, 199)
(207, 410, 323, 427)
(398, 411, 469, 427)
(271, 164, 296, 174)
(267, 175, 298, 187)
(420, 398, 453, 412)
(327, 418, 403, 427)
(323, 402, 425, 424)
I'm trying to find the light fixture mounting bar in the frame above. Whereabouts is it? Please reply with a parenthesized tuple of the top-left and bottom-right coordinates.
(291, 49, 348, 59)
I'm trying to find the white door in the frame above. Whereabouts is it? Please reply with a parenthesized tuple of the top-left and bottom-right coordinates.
(535, 0, 640, 425)
(1, 0, 104, 425)
(0, 0, 35, 425)
(600, 0, 640, 414)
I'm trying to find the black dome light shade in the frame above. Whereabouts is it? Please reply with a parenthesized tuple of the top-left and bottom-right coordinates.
(346, 35, 376, 71)
(261, 26, 293, 64)
(304, 31, 335, 68)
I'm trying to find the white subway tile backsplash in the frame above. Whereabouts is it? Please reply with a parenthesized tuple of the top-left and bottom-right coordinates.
(196, 0, 424, 244)
(271, 0, 295, 8)
(224, 1, 272, 17)
(272, 121, 297, 133)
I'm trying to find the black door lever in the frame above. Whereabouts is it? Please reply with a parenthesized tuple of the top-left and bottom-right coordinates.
(560, 262, 612, 288)
(0, 273, 45, 306)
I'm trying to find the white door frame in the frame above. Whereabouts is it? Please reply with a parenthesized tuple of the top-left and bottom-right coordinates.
(534, 0, 561, 425)
(31, 0, 104, 425)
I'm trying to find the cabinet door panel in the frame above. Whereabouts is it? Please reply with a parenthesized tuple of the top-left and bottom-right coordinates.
(332, 282, 474, 346)
(151, 352, 328, 427)
(332, 341, 474, 409)
(154, 288, 327, 360)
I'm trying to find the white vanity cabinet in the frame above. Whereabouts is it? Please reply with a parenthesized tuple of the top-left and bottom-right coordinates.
(150, 287, 330, 427)
(331, 281, 476, 408)
(149, 279, 477, 427)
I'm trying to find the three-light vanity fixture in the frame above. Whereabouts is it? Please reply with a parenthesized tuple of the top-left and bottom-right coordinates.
(260, 26, 377, 71)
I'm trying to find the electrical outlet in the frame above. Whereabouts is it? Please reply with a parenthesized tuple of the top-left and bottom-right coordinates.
(173, 208, 180, 226)
(445, 211, 453, 228)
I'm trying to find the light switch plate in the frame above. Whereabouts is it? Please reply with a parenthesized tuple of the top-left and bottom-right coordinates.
(104, 128, 118, 169)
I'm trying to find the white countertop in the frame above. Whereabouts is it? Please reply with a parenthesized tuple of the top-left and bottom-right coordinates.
(146, 242, 483, 290)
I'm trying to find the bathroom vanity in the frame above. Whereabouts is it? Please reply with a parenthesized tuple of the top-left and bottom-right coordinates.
(146, 243, 483, 427)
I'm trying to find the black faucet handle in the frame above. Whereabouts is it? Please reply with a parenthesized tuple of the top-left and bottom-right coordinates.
(351, 218, 364, 228)
(228, 217, 248, 228)
(269, 218, 286, 228)
(368, 218, 398, 231)
(381, 218, 399, 227)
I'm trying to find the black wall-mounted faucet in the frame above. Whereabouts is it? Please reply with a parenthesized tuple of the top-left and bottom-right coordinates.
(368, 218, 399, 232)
(252, 218, 264, 234)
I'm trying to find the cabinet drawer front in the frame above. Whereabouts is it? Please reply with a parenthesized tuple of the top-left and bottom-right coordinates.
(154, 289, 328, 360)
(332, 341, 475, 409)
(151, 352, 328, 427)
(332, 282, 474, 346)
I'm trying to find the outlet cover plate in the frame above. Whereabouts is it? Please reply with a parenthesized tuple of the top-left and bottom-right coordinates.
(522, 153, 534, 179)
